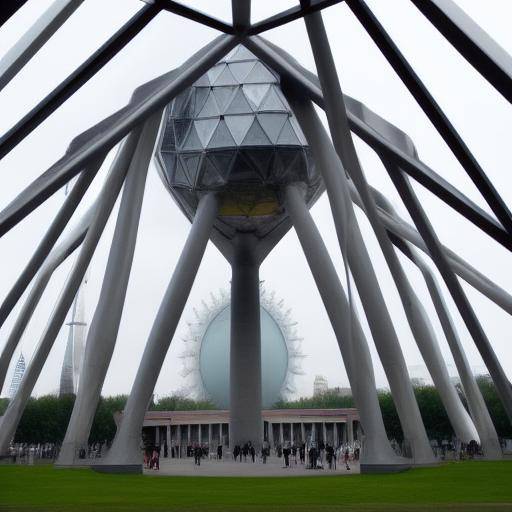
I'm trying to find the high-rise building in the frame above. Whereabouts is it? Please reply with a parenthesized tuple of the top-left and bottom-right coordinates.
(8, 353, 25, 399)
(313, 375, 328, 397)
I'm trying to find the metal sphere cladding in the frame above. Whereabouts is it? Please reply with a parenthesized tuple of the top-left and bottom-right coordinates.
(158, 44, 320, 235)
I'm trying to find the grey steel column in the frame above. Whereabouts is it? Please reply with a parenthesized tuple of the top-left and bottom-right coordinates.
(284, 184, 403, 466)
(289, 97, 433, 464)
(0, 0, 84, 92)
(301, 9, 436, 463)
(0, 158, 101, 335)
(349, 182, 512, 316)
(396, 239, 502, 458)
(229, 234, 262, 451)
(0, 205, 95, 394)
(107, 193, 218, 467)
(0, 128, 142, 455)
(384, 161, 512, 424)
(58, 112, 162, 466)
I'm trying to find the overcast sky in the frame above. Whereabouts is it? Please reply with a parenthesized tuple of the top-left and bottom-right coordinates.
(0, 0, 511, 401)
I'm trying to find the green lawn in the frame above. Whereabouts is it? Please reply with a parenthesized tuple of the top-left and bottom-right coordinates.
(0, 462, 511, 511)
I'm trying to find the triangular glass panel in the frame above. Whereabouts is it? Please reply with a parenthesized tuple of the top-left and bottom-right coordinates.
(213, 86, 237, 113)
(197, 91, 220, 118)
(225, 88, 253, 114)
(241, 118, 272, 146)
(229, 45, 257, 62)
(290, 115, 308, 145)
(193, 73, 210, 87)
(224, 114, 254, 145)
(180, 153, 202, 186)
(208, 119, 236, 149)
(256, 113, 288, 144)
(171, 89, 192, 117)
(172, 157, 191, 187)
(244, 61, 277, 84)
(244, 148, 275, 180)
(208, 150, 235, 179)
(160, 151, 177, 179)
(160, 120, 176, 151)
(228, 62, 256, 83)
(229, 151, 263, 183)
(259, 86, 287, 112)
(207, 63, 225, 85)
(174, 119, 192, 148)
(277, 119, 301, 145)
(243, 84, 270, 110)
(275, 149, 302, 181)
(214, 66, 238, 86)
(223, 46, 239, 62)
(199, 157, 225, 188)
(193, 87, 210, 116)
(182, 124, 203, 151)
(194, 118, 218, 147)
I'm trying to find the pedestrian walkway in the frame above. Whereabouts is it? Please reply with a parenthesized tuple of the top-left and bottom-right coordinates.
(144, 456, 360, 477)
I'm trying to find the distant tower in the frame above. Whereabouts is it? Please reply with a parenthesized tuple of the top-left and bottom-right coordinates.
(313, 375, 328, 397)
(59, 274, 88, 396)
(8, 353, 25, 399)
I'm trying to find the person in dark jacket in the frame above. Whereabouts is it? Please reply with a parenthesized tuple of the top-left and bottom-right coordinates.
(217, 444, 223, 460)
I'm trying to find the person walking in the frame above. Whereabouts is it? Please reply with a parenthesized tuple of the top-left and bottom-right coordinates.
(249, 444, 255, 463)
(344, 447, 350, 471)
(217, 444, 223, 460)
(299, 443, 305, 465)
(194, 444, 202, 466)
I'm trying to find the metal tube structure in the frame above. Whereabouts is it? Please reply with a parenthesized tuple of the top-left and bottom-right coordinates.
(389, 235, 502, 458)
(246, 36, 512, 252)
(284, 184, 407, 470)
(0, 35, 236, 237)
(0, 128, 143, 455)
(107, 193, 218, 469)
(57, 112, 162, 466)
(347, 0, 512, 236)
(0, 159, 102, 333)
(0, 3, 160, 160)
(290, 96, 434, 463)
(229, 235, 262, 451)
(0, 0, 85, 93)
(384, 160, 512, 423)
(0, 207, 93, 394)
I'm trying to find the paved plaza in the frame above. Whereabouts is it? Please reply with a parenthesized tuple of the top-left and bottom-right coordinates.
(144, 456, 360, 477)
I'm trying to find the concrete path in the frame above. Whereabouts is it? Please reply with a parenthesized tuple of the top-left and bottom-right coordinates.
(144, 456, 360, 477)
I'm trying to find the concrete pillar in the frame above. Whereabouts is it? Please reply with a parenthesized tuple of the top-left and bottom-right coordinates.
(58, 112, 161, 465)
(301, 423, 305, 444)
(334, 423, 338, 447)
(155, 427, 160, 446)
(323, 423, 327, 444)
(290, 423, 294, 445)
(166, 425, 171, 454)
(347, 419, 354, 445)
(187, 425, 191, 445)
(107, 193, 218, 466)
(208, 424, 212, 447)
(229, 234, 262, 451)
(279, 423, 284, 445)
(219, 423, 223, 444)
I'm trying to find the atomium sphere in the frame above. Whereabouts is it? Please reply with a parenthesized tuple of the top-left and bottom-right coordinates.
(157, 44, 322, 237)
(181, 289, 303, 409)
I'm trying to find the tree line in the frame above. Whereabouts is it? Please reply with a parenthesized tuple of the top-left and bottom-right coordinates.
(0, 376, 509, 445)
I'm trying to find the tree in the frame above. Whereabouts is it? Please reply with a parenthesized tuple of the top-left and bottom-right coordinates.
(476, 375, 512, 439)
(0, 397, 8, 416)
(89, 395, 128, 445)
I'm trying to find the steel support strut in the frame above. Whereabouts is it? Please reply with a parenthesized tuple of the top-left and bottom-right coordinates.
(347, 0, 512, 236)
(107, 193, 218, 468)
(384, 160, 512, 424)
(58, 112, 162, 466)
(0, 126, 143, 455)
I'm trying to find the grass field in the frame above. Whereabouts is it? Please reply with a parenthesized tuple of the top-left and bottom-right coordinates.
(0, 461, 511, 511)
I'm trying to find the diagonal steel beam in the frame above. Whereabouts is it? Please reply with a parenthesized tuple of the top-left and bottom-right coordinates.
(248, 0, 346, 36)
(0, 0, 29, 28)
(409, 0, 512, 104)
(0, 35, 237, 238)
(0, 0, 85, 93)
(245, 36, 512, 252)
(347, 0, 512, 236)
(156, 0, 234, 34)
(0, 3, 160, 161)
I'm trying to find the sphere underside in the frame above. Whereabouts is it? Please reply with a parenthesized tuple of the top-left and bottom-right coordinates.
(157, 44, 322, 238)
(199, 305, 288, 409)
